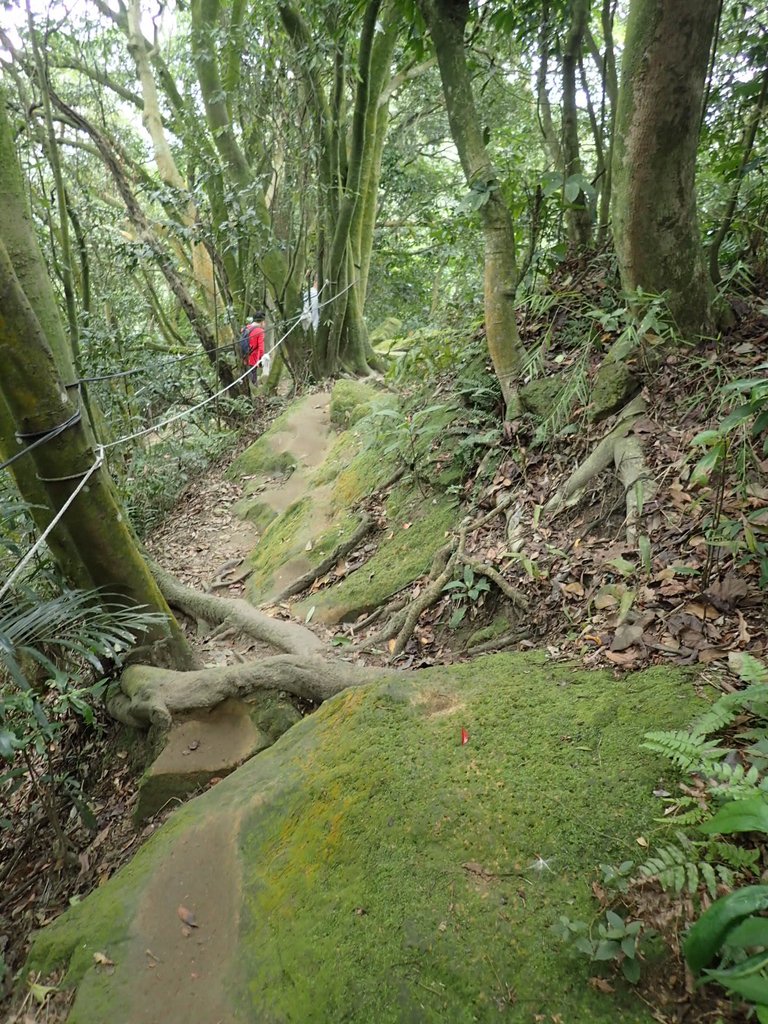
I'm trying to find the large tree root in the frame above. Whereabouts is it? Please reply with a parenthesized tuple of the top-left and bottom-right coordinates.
(357, 497, 528, 658)
(542, 396, 646, 518)
(270, 514, 374, 603)
(108, 655, 394, 730)
(148, 559, 324, 657)
(507, 395, 656, 550)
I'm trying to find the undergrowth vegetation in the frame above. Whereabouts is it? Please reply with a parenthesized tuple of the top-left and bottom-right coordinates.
(553, 653, 768, 1019)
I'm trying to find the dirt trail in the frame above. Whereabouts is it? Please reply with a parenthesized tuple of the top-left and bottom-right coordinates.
(148, 392, 333, 599)
(242, 392, 335, 600)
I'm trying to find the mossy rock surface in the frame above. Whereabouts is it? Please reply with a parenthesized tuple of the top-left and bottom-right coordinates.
(520, 376, 563, 418)
(368, 316, 404, 343)
(296, 495, 456, 624)
(589, 361, 640, 422)
(26, 653, 701, 1023)
(228, 437, 297, 480)
(330, 379, 393, 429)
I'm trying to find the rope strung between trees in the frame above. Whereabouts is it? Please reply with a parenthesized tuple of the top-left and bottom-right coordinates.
(0, 447, 104, 601)
(2, 280, 357, 471)
(0, 279, 359, 592)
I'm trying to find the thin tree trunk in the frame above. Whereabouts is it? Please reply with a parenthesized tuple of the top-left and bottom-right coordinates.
(708, 64, 768, 285)
(612, 0, 718, 337)
(0, 240, 195, 669)
(561, 0, 592, 248)
(419, 0, 527, 415)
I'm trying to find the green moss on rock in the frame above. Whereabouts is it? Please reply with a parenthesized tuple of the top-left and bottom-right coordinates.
(296, 496, 456, 624)
(520, 376, 563, 418)
(228, 438, 297, 480)
(232, 496, 279, 532)
(589, 361, 640, 422)
(330, 379, 392, 429)
(368, 316, 404, 343)
(26, 654, 703, 1023)
(245, 497, 311, 598)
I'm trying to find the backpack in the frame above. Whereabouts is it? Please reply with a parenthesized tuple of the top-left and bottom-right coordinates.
(239, 325, 252, 358)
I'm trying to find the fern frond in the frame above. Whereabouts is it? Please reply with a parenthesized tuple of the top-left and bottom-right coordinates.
(642, 730, 725, 771)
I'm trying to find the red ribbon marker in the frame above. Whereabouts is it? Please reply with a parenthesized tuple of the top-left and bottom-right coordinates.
(461, 728, 469, 746)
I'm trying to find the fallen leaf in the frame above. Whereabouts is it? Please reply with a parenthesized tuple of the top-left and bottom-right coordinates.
(563, 581, 584, 597)
(704, 574, 749, 612)
(605, 649, 640, 668)
(611, 623, 644, 652)
(28, 981, 57, 1004)
(738, 611, 751, 646)
(177, 905, 198, 928)
(698, 648, 729, 664)
(635, 836, 648, 848)
(589, 977, 615, 994)
(93, 952, 114, 967)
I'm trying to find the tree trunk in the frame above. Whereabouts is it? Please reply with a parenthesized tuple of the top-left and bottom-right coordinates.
(611, 0, 718, 337)
(0, 238, 195, 668)
(561, 0, 592, 248)
(419, 0, 527, 415)
(708, 64, 768, 286)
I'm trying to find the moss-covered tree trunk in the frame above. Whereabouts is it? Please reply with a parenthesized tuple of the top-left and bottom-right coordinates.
(0, 240, 195, 668)
(611, 0, 718, 337)
(0, 97, 194, 668)
(419, 0, 527, 415)
(279, 0, 384, 379)
(191, 0, 305, 373)
(561, 0, 592, 248)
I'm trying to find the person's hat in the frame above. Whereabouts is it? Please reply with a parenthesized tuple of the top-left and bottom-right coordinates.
(254, 310, 266, 321)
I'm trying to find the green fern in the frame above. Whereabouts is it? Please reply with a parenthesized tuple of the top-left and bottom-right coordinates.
(638, 833, 734, 897)
(642, 730, 725, 772)
(705, 760, 768, 800)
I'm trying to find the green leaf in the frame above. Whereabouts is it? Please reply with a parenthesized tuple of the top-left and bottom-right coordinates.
(605, 910, 624, 931)
(622, 956, 641, 983)
(606, 556, 635, 577)
(704, 967, 768, 1003)
(691, 429, 724, 447)
(684, 886, 768, 972)
(725, 916, 768, 951)
(593, 939, 621, 961)
(621, 935, 637, 958)
(720, 403, 757, 432)
(700, 797, 768, 836)
(449, 606, 466, 628)
(756, 1003, 768, 1024)
(574, 936, 594, 955)
(0, 729, 17, 760)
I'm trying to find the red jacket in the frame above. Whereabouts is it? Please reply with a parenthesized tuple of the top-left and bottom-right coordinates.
(245, 324, 265, 367)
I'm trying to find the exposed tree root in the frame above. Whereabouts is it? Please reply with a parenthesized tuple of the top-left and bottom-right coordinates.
(469, 628, 531, 654)
(357, 496, 528, 658)
(542, 396, 646, 519)
(108, 655, 393, 730)
(271, 515, 374, 603)
(148, 559, 324, 657)
(613, 434, 658, 546)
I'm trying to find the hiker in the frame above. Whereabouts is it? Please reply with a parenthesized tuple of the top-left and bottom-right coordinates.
(240, 312, 266, 384)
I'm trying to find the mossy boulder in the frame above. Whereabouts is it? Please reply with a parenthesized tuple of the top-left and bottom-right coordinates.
(589, 361, 640, 422)
(368, 316, 404, 343)
(329, 379, 385, 429)
(519, 376, 563, 419)
(26, 653, 702, 1023)
(228, 437, 297, 480)
(231, 495, 279, 532)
